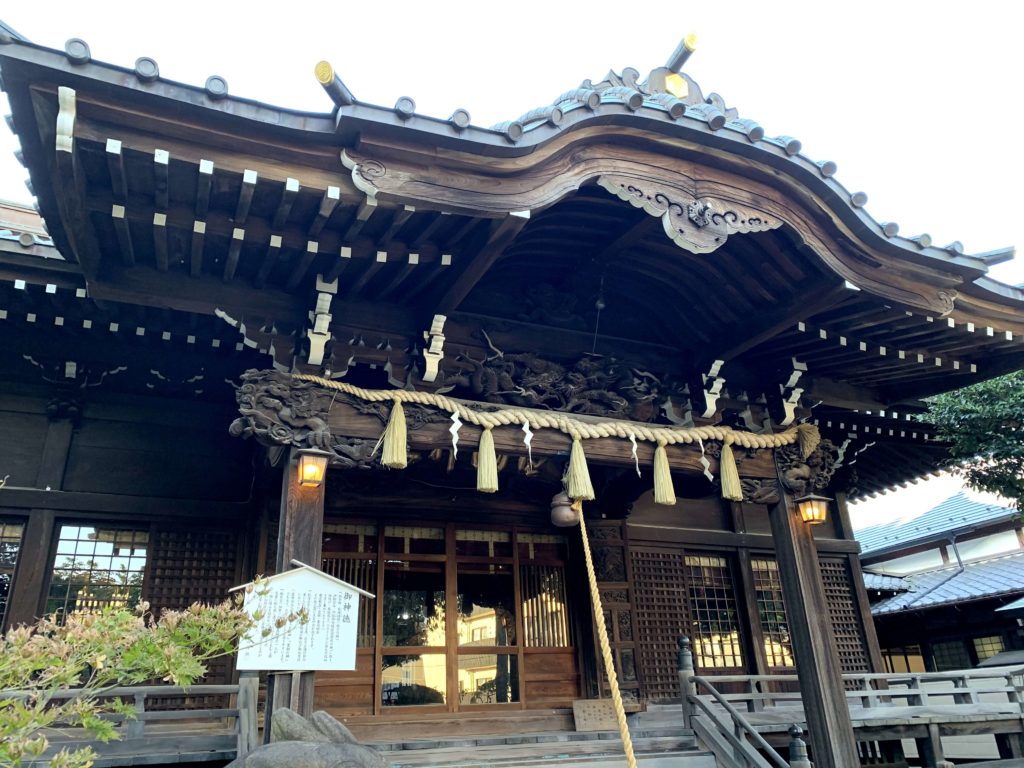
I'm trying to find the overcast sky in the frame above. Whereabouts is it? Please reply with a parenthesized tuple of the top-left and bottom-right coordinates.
(1, 2, 1019, 523)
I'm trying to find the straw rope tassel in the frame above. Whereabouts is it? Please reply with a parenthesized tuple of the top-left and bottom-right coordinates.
(565, 436, 596, 501)
(381, 398, 408, 469)
(652, 439, 676, 506)
(719, 437, 743, 501)
(579, 511, 637, 768)
(797, 422, 821, 459)
(477, 426, 499, 493)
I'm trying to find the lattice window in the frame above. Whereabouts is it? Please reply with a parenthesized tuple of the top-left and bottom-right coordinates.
(819, 558, 870, 673)
(932, 639, 971, 671)
(880, 645, 925, 673)
(685, 554, 744, 670)
(0, 519, 25, 628)
(972, 635, 1005, 663)
(144, 527, 240, 690)
(145, 527, 239, 612)
(751, 558, 794, 670)
(631, 549, 689, 701)
(46, 525, 148, 621)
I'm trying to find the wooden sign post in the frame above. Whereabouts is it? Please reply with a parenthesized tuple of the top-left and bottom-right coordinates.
(232, 559, 373, 740)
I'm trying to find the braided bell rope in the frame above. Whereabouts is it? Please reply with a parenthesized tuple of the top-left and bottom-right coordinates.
(578, 511, 637, 768)
(293, 373, 813, 449)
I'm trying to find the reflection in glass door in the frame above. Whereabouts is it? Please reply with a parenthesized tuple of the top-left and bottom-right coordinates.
(380, 526, 447, 708)
(456, 529, 518, 705)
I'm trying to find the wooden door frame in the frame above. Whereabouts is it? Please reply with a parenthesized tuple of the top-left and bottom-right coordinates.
(326, 516, 578, 716)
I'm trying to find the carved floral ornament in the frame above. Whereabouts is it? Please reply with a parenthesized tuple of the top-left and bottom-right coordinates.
(230, 369, 827, 507)
(597, 175, 782, 255)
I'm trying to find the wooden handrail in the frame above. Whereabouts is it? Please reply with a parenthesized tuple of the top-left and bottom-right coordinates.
(690, 676, 790, 768)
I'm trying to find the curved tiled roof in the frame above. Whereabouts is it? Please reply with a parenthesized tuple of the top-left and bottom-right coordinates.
(855, 492, 1017, 556)
(862, 572, 909, 593)
(870, 550, 1024, 615)
(0, 29, 1014, 292)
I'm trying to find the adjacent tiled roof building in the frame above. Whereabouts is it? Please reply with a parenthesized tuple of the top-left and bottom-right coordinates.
(856, 492, 1017, 557)
(857, 487, 1024, 673)
(869, 550, 1024, 614)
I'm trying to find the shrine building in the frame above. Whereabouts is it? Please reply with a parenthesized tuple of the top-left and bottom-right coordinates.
(1, 25, 1022, 768)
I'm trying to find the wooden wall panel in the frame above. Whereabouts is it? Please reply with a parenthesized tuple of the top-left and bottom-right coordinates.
(315, 649, 376, 715)
(62, 417, 251, 500)
(0, 410, 48, 486)
(522, 649, 578, 708)
(741, 503, 772, 534)
(629, 492, 728, 531)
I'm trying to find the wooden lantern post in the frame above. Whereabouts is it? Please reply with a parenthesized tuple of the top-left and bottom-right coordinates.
(267, 446, 327, 722)
(768, 482, 859, 767)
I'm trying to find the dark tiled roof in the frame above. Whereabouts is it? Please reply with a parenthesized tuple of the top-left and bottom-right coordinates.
(855, 491, 1017, 556)
(862, 572, 909, 592)
(870, 551, 1024, 615)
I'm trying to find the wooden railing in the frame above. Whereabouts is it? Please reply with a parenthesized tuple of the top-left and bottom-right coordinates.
(687, 675, 793, 768)
(684, 667, 1024, 714)
(1, 679, 260, 766)
(676, 635, 1024, 768)
(678, 637, 808, 768)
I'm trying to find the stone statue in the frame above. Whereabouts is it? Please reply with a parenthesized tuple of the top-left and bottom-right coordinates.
(225, 708, 387, 768)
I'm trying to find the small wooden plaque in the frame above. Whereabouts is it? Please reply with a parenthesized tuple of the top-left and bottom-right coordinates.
(572, 699, 618, 732)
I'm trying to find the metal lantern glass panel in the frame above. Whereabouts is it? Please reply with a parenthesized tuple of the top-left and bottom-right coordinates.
(297, 449, 331, 488)
(795, 493, 831, 525)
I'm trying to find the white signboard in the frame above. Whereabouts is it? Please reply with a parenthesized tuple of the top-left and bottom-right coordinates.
(234, 562, 373, 672)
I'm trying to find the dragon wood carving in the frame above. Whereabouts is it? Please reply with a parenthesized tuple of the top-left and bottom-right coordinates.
(738, 439, 839, 505)
(230, 369, 444, 469)
(438, 346, 677, 422)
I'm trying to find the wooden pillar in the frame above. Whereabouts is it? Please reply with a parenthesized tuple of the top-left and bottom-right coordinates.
(5, 509, 56, 627)
(6, 405, 75, 628)
(267, 447, 326, 724)
(769, 491, 859, 768)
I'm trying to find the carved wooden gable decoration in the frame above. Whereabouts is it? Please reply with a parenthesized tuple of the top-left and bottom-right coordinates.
(597, 175, 781, 255)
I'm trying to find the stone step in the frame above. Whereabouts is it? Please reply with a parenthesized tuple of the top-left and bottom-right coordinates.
(381, 737, 713, 767)
(342, 708, 576, 742)
(384, 751, 716, 768)
(371, 727, 695, 753)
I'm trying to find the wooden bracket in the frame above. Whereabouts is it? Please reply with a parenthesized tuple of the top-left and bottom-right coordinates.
(768, 357, 807, 426)
(692, 359, 725, 419)
(306, 274, 338, 367)
(737, 392, 769, 434)
(421, 314, 447, 382)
